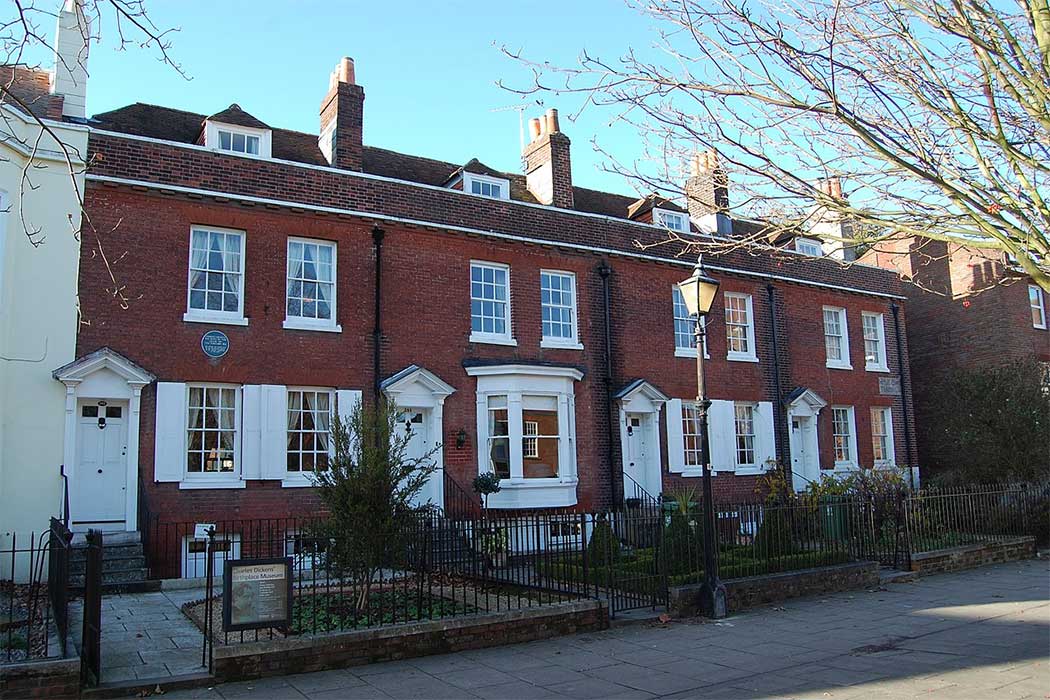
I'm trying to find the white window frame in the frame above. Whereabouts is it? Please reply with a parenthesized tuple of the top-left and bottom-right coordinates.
(204, 120, 272, 159)
(283, 237, 341, 332)
(523, 419, 540, 459)
(672, 286, 709, 359)
(1030, 285, 1047, 329)
(183, 383, 242, 488)
(794, 238, 823, 256)
(870, 406, 895, 468)
(540, 270, 583, 350)
(181, 533, 241, 579)
(285, 387, 335, 483)
(463, 172, 510, 201)
(469, 261, 516, 346)
(653, 208, 688, 233)
(183, 226, 248, 326)
(467, 365, 581, 509)
(682, 402, 705, 470)
(861, 311, 888, 372)
(823, 306, 852, 370)
(733, 402, 757, 469)
(831, 405, 858, 470)
(724, 292, 758, 362)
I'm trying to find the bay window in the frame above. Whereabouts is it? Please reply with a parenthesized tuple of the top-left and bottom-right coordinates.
(468, 365, 581, 508)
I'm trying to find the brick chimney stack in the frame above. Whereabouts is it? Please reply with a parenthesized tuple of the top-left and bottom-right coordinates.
(523, 109, 573, 209)
(686, 150, 731, 235)
(319, 57, 364, 171)
(809, 177, 857, 262)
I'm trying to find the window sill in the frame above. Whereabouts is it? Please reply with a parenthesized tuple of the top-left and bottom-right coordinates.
(469, 333, 518, 347)
(726, 353, 759, 363)
(674, 348, 710, 359)
(734, 466, 771, 476)
(865, 364, 890, 373)
(178, 478, 246, 490)
(486, 477, 578, 509)
(679, 468, 716, 478)
(832, 463, 858, 471)
(826, 362, 853, 371)
(282, 476, 319, 488)
(183, 312, 249, 327)
(283, 319, 342, 333)
(541, 339, 584, 351)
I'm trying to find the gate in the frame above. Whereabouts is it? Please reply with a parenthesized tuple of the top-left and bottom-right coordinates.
(80, 530, 103, 687)
(606, 502, 668, 615)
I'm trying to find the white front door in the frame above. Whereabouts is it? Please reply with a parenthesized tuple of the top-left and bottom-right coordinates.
(398, 409, 441, 507)
(790, 414, 819, 491)
(73, 401, 128, 530)
(623, 413, 656, 499)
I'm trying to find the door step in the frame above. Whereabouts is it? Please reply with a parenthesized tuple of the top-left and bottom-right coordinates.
(70, 531, 150, 590)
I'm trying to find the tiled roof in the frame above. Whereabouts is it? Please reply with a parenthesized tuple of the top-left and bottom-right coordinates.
(0, 65, 63, 120)
(89, 102, 662, 220)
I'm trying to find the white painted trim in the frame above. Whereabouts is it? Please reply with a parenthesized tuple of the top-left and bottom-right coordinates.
(204, 120, 273, 159)
(469, 260, 515, 345)
(185, 225, 248, 325)
(862, 311, 889, 372)
(653, 208, 688, 233)
(1029, 285, 1047, 329)
(540, 269, 581, 348)
(284, 236, 339, 331)
(831, 405, 859, 470)
(85, 173, 909, 301)
(464, 364, 584, 380)
(823, 306, 852, 370)
(724, 292, 759, 363)
(461, 172, 511, 200)
(871, 405, 896, 468)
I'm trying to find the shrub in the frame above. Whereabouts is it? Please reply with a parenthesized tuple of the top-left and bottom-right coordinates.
(588, 517, 621, 567)
(662, 511, 702, 575)
(753, 507, 799, 557)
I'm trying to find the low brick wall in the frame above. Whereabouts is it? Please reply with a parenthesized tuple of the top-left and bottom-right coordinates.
(0, 657, 80, 699)
(669, 561, 880, 618)
(213, 600, 607, 682)
(910, 536, 1035, 576)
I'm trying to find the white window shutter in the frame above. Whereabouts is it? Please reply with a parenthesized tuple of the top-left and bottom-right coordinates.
(709, 400, 736, 471)
(336, 389, 363, 455)
(241, 385, 263, 480)
(154, 382, 187, 482)
(260, 385, 288, 480)
(665, 399, 685, 474)
(755, 401, 777, 470)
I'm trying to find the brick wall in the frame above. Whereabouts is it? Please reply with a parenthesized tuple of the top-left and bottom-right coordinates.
(0, 657, 80, 699)
(908, 536, 1036, 576)
(77, 180, 916, 524)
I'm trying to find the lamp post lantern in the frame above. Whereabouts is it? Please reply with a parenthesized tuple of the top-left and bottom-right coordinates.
(677, 255, 727, 619)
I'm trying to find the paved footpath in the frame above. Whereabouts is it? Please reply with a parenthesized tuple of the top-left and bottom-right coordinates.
(162, 559, 1049, 699)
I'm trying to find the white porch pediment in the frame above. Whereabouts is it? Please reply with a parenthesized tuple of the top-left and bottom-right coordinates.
(785, 387, 828, 416)
(381, 365, 455, 408)
(53, 347, 155, 391)
(615, 379, 669, 414)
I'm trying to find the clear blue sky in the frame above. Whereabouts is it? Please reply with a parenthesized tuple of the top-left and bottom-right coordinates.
(82, 0, 659, 196)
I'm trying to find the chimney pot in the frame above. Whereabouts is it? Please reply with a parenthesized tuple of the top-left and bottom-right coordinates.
(529, 117, 542, 142)
(545, 108, 560, 134)
(320, 56, 364, 170)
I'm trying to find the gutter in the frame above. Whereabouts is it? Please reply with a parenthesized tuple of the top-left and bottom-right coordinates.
(372, 225, 385, 405)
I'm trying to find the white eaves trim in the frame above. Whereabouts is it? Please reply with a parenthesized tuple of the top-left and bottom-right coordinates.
(85, 171, 907, 301)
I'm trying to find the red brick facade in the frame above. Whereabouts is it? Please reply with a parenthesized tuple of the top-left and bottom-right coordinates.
(72, 68, 916, 527)
(862, 238, 1048, 472)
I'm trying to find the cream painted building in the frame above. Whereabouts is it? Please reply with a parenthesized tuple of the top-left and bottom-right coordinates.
(0, 0, 90, 540)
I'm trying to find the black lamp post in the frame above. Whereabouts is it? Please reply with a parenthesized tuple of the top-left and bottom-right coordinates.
(677, 255, 727, 619)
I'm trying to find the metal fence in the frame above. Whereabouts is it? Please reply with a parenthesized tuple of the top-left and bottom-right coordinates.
(905, 482, 1047, 553)
(2, 527, 62, 663)
(79, 530, 103, 687)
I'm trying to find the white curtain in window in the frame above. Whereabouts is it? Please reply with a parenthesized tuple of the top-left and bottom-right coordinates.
(189, 232, 209, 305)
(287, 390, 301, 452)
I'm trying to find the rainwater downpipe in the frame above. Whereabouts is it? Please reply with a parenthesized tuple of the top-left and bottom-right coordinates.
(372, 225, 385, 406)
(765, 284, 788, 472)
(598, 262, 618, 507)
(890, 303, 916, 489)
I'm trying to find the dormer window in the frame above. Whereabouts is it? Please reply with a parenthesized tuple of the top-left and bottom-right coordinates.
(204, 121, 272, 159)
(463, 172, 510, 201)
(795, 237, 823, 256)
(654, 208, 688, 232)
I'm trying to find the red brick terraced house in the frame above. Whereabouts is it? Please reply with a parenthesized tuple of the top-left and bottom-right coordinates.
(62, 57, 917, 572)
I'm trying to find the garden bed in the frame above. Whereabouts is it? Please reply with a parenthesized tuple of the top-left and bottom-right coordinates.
(535, 544, 855, 597)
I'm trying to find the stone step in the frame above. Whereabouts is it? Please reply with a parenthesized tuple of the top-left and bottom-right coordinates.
(70, 543, 145, 561)
(70, 567, 149, 588)
(70, 530, 141, 546)
(69, 554, 146, 575)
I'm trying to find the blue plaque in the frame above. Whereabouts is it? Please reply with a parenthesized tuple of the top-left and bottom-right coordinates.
(201, 330, 230, 359)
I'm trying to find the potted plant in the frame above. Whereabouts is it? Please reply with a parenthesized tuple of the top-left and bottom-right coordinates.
(472, 472, 508, 568)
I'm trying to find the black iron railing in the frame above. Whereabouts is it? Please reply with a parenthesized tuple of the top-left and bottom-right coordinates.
(47, 518, 73, 656)
(79, 530, 103, 687)
(443, 471, 481, 519)
(1, 527, 65, 662)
